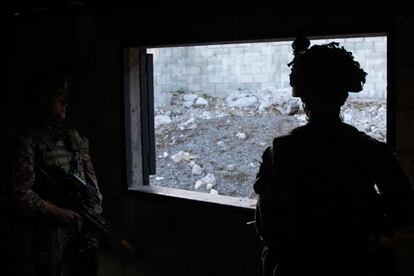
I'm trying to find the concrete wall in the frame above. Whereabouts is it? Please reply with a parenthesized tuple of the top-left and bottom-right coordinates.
(149, 37, 387, 107)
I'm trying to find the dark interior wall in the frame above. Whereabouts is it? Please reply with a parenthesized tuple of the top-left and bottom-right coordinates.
(2, 5, 414, 276)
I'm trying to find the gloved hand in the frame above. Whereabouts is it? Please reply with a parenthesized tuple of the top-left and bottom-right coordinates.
(45, 201, 81, 224)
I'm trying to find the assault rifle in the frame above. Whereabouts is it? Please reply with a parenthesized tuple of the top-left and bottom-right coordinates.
(36, 166, 137, 257)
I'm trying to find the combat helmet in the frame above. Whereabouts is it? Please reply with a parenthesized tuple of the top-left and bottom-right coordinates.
(288, 37, 367, 98)
(28, 70, 70, 109)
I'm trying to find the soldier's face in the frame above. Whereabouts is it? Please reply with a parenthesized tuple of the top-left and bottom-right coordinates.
(49, 96, 68, 122)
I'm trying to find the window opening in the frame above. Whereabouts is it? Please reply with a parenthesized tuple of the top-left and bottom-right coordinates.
(125, 35, 387, 205)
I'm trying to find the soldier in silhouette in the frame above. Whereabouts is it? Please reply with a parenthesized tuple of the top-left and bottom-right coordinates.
(254, 37, 414, 276)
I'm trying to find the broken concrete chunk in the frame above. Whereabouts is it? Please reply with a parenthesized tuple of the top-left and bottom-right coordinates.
(209, 189, 219, 195)
(194, 173, 216, 191)
(178, 117, 197, 130)
(183, 93, 199, 103)
(191, 164, 203, 175)
(225, 164, 236, 171)
(229, 96, 257, 108)
(206, 183, 215, 191)
(183, 101, 194, 108)
(154, 115, 172, 128)
(171, 151, 196, 163)
(226, 91, 258, 108)
(236, 132, 247, 139)
(194, 97, 208, 107)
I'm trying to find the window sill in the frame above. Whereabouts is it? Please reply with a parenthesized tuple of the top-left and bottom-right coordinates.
(131, 185, 257, 209)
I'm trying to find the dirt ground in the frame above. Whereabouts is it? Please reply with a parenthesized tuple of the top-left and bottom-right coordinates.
(150, 92, 386, 199)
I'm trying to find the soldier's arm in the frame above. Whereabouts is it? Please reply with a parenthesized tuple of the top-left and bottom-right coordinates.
(9, 135, 50, 216)
(10, 134, 82, 223)
(254, 146, 283, 246)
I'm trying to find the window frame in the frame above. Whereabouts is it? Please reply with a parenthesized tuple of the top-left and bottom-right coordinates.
(121, 26, 395, 209)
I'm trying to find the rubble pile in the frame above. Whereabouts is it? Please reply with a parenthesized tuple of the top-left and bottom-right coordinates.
(150, 90, 386, 199)
(342, 98, 386, 142)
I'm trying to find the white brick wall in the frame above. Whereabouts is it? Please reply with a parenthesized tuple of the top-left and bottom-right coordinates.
(148, 37, 387, 107)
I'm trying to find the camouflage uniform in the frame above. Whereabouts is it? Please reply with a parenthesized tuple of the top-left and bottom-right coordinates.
(254, 122, 414, 276)
(10, 121, 102, 276)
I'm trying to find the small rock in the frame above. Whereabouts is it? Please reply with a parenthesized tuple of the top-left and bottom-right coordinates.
(209, 189, 219, 196)
(236, 132, 247, 139)
(163, 152, 169, 158)
(194, 181, 203, 190)
(183, 93, 199, 102)
(191, 164, 203, 175)
(154, 115, 172, 128)
(183, 101, 194, 108)
(189, 161, 196, 167)
(206, 183, 215, 191)
(171, 151, 196, 163)
(155, 176, 164, 181)
(181, 117, 195, 126)
(226, 92, 258, 108)
(195, 173, 216, 191)
(229, 96, 257, 108)
(179, 117, 198, 130)
(194, 97, 208, 107)
(225, 164, 236, 171)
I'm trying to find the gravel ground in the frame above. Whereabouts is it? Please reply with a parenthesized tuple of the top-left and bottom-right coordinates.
(150, 93, 386, 199)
